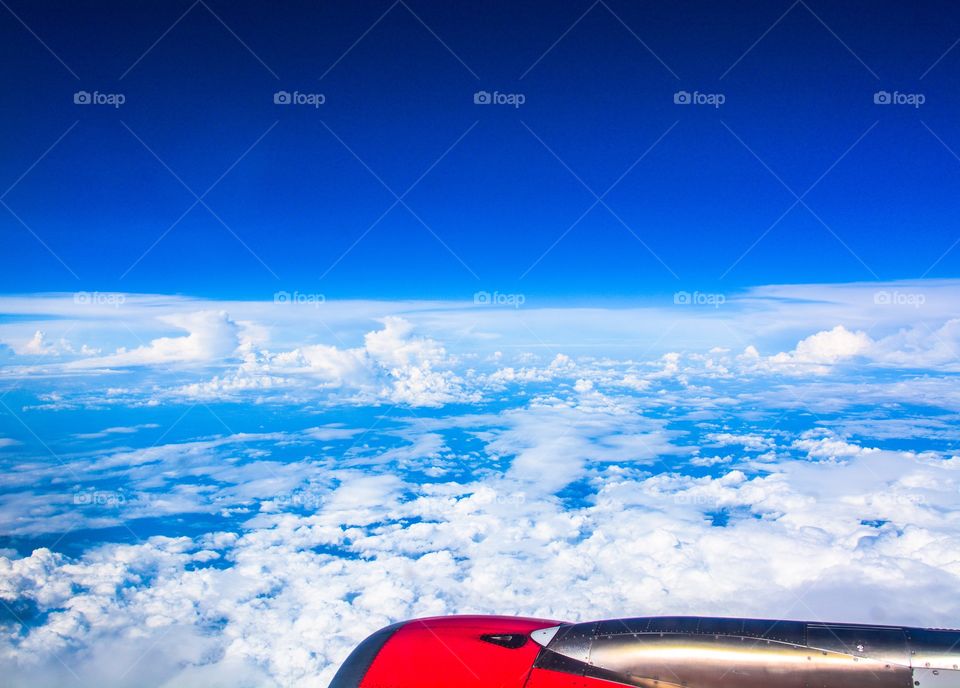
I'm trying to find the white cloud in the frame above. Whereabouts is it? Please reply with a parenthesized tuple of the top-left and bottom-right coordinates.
(2, 281, 959, 383)
(706, 432, 775, 452)
(767, 325, 873, 372)
(748, 320, 960, 375)
(69, 310, 242, 368)
(73, 423, 160, 440)
(3, 429, 960, 687)
(13, 330, 74, 356)
(173, 317, 473, 407)
(793, 431, 879, 460)
(870, 318, 960, 371)
(573, 378, 594, 393)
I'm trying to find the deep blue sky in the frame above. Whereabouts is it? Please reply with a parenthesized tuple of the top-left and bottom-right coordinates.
(1, 0, 959, 299)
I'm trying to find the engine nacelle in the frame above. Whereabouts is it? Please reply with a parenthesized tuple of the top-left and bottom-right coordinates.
(330, 615, 960, 688)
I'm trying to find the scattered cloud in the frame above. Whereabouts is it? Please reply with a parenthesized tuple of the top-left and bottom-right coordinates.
(73, 423, 160, 440)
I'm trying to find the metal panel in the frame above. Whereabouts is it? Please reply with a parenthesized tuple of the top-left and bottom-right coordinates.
(807, 623, 910, 666)
(914, 668, 960, 687)
(582, 632, 911, 688)
(645, 617, 702, 634)
(697, 617, 745, 637)
(594, 618, 650, 636)
(546, 621, 596, 663)
(908, 629, 960, 670)
(741, 618, 806, 645)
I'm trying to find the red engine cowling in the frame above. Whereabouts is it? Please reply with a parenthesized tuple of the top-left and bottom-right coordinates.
(330, 616, 562, 688)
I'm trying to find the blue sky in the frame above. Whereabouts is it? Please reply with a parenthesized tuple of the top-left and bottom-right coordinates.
(2, 3, 960, 687)
(2, 0, 960, 298)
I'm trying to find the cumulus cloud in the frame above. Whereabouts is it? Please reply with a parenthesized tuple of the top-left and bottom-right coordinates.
(69, 310, 242, 369)
(12, 330, 77, 356)
(706, 432, 775, 452)
(2, 423, 960, 687)
(173, 316, 473, 407)
(2, 282, 958, 385)
(750, 322, 960, 375)
(793, 430, 879, 460)
(766, 325, 873, 372)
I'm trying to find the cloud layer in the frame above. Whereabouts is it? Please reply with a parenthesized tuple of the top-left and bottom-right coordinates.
(0, 283, 958, 686)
